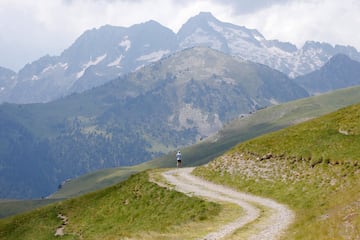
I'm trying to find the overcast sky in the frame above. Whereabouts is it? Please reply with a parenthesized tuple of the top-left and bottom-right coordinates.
(1, 0, 359, 71)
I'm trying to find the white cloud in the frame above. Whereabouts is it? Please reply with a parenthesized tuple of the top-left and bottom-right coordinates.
(0, 0, 359, 71)
(234, 0, 360, 48)
(0, 0, 231, 70)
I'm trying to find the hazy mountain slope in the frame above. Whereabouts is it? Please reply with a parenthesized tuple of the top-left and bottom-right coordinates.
(178, 12, 360, 78)
(5, 21, 177, 103)
(296, 54, 360, 94)
(0, 67, 16, 100)
(51, 85, 360, 200)
(195, 103, 360, 239)
(0, 47, 307, 199)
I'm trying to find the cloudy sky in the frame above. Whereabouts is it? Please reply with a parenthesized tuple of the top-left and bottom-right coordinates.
(1, 0, 359, 71)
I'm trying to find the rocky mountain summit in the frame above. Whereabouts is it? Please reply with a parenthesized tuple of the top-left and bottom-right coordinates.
(0, 12, 359, 104)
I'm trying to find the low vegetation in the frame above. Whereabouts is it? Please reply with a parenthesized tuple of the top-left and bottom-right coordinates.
(55, 86, 360, 198)
(1, 103, 360, 239)
(0, 199, 60, 219)
(0, 171, 222, 240)
(194, 103, 360, 239)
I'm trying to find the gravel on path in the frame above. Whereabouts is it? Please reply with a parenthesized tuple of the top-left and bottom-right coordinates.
(162, 168, 294, 240)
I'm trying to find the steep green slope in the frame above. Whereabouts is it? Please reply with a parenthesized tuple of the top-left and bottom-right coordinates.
(0, 199, 60, 219)
(194, 103, 360, 239)
(51, 85, 360, 199)
(0, 171, 222, 240)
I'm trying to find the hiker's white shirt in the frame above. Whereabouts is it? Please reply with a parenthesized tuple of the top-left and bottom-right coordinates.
(176, 152, 182, 160)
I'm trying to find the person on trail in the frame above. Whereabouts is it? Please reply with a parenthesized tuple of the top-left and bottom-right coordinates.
(176, 150, 182, 168)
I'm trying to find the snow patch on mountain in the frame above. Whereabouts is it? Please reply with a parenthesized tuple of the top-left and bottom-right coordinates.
(209, 21, 248, 39)
(119, 36, 131, 51)
(31, 75, 39, 81)
(107, 55, 123, 67)
(208, 21, 221, 31)
(77, 54, 107, 79)
(137, 50, 170, 62)
(42, 65, 55, 74)
(269, 98, 279, 105)
(61, 63, 68, 69)
(42, 62, 68, 74)
(254, 34, 265, 42)
(180, 28, 223, 50)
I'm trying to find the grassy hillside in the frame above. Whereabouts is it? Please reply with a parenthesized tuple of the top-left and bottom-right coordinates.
(50, 166, 147, 199)
(4, 85, 358, 218)
(194, 103, 360, 239)
(1, 93, 360, 239)
(0, 199, 60, 219)
(0, 171, 225, 240)
(51, 85, 360, 199)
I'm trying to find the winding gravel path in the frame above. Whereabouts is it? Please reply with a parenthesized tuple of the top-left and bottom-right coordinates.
(162, 168, 294, 240)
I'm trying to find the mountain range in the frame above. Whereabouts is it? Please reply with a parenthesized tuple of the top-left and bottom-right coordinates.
(1, 44, 360, 199)
(1, 12, 360, 104)
(1, 12, 360, 199)
(0, 46, 309, 199)
(296, 54, 360, 94)
(0, 11, 360, 238)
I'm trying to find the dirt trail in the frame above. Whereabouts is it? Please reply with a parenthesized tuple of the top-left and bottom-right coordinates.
(162, 168, 294, 240)
(54, 213, 68, 236)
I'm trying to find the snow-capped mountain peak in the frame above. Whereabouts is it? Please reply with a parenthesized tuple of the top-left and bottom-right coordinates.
(1, 12, 359, 104)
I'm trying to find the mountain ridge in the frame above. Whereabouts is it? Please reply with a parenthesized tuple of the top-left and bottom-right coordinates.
(295, 53, 360, 94)
(1, 12, 360, 103)
(1, 46, 360, 199)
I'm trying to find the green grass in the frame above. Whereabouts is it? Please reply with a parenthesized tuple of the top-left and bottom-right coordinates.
(29, 86, 359, 202)
(2, 91, 360, 238)
(0, 171, 222, 240)
(234, 103, 360, 164)
(49, 86, 360, 200)
(0, 199, 61, 219)
(50, 166, 146, 199)
(3, 86, 359, 220)
(194, 103, 360, 239)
